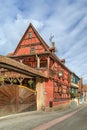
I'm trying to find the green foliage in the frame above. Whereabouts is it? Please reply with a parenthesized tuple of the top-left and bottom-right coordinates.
(12, 79, 18, 84)
(0, 76, 5, 83)
(70, 92, 78, 99)
(28, 79, 33, 85)
(28, 79, 35, 89)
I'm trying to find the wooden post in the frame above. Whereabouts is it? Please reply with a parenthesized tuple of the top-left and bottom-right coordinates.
(8, 78, 13, 85)
(36, 77, 45, 111)
(15, 86, 19, 112)
(17, 77, 24, 85)
(37, 56, 40, 69)
(47, 56, 50, 69)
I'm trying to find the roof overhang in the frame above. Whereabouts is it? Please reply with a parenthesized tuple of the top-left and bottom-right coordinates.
(0, 55, 48, 78)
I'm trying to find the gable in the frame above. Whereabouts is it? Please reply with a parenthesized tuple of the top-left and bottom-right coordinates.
(13, 23, 49, 56)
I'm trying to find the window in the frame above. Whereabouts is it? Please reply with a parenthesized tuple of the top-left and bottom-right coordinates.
(40, 61, 47, 67)
(71, 88, 74, 93)
(28, 32, 32, 38)
(75, 77, 79, 84)
(71, 75, 75, 83)
(30, 47, 35, 53)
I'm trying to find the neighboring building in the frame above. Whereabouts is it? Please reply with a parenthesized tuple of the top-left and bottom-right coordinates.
(70, 72, 80, 99)
(8, 23, 72, 110)
(70, 73, 84, 104)
(83, 84, 87, 102)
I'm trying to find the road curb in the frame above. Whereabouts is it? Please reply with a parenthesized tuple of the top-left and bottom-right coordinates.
(0, 110, 37, 120)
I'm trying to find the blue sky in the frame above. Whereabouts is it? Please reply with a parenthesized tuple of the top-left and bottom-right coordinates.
(0, 0, 87, 83)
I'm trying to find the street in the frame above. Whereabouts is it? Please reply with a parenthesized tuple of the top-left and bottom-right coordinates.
(48, 105, 87, 130)
(0, 103, 87, 130)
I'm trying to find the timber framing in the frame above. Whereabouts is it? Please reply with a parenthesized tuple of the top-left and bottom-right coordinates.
(8, 22, 71, 73)
(13, 23, 50, 55)
(0, 55, 48, 78)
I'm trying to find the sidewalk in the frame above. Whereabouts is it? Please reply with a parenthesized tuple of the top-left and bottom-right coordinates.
(0, 102, 87, 130)
(0, 110, 38, 120)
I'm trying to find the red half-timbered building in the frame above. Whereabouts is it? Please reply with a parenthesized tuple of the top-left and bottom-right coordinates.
(8, 23, 71, 110)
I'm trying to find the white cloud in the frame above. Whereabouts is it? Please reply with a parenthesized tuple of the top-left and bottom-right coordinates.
(0, 0, 87, 83)
(0, 13, 43, 55)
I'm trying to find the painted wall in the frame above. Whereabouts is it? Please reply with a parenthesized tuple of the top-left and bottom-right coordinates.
(45, 78, 53, 107)
(14, 27, 45, 56)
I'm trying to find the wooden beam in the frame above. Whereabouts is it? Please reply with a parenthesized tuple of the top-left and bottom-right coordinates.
(0, 55, 48, 78)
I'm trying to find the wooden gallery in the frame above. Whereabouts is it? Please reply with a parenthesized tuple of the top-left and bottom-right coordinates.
(0, 23, 81, 113)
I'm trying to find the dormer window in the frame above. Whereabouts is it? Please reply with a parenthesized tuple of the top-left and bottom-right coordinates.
(28, 32, 32, 38)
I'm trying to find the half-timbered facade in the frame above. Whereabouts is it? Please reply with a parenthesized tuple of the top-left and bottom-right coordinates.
(7, 23, 72, 110)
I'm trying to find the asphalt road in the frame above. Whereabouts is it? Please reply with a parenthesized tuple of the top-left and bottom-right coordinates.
(0, 109, 74, 130)
(48, 105, 87, 130)
(0, 103, 87, 130)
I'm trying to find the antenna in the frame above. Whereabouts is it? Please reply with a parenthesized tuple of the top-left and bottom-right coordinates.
(49, 33, 56, 52)
(49, 33, 54, 43)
